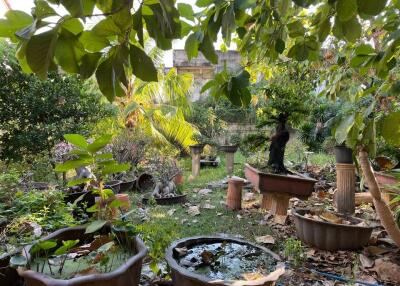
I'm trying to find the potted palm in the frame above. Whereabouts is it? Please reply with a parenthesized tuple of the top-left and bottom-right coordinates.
(243, 83, 317, 216)
(10, 134, 147, 286)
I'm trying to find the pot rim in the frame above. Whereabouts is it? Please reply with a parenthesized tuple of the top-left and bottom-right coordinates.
(165, 235, 280, 284)
(105, 180, 123, 185)
(292, 208, 374, 230)
(245, 164, 317, 183)
(18, 226, 148, 285)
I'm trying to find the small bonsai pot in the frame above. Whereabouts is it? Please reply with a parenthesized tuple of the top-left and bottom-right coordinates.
(189, 144, 205, 154)
(136, 173, 155, 192)
(105, 180, 122, 193)
(142, 194, 187, 205)
(219, 145, 239, 153)
(334, 145, 353, 164)
(244, 164, 317, 198)
(292, 208, 374, 251)
(18, 225, 148, 286)
(165, 236, 281, 286)
(0, 252, 24, 286)
(172, 172, 184, 185)
(119, 179, 136, 193)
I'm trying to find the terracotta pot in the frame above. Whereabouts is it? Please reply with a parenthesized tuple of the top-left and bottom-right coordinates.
(189, 144, 205, 154)
(244, 164, 317, 198)
(226, 178, 243, 210)
(136, 173, 155, 192)
(18, 226, 147, 286)
(165, 236, 280, 286)
(0, 252, 24, 286)
(119, 179, 136, 193)
(334, 145, 353, 164)
(219, 145, 238, 153)
(104, 180, 122, 193)
(172, 172, 184, 185)
(292, 208, 373, 251)
(142, 194, 187, 205)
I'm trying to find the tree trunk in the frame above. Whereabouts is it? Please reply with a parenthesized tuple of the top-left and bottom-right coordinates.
(358, 149, 400, 247)
(268, 120, 289, 173)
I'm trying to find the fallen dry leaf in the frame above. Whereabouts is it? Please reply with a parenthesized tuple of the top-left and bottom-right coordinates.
(255, 235, 275, 245)
(364, 246, 391, 256)
(187, 206, 200, 216)
(202, 203, 216, 209)
(198, 188, 212, 195)
(373, 258, 400, 284)
(274, 215, 287, 225)
(319, 212, 342, 224)
(359, 253, 374, 269)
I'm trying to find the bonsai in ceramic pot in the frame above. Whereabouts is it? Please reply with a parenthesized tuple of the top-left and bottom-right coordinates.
(243, 83, 316, 217)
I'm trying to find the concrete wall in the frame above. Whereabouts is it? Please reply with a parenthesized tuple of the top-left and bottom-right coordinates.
(173, 50, 242, 101)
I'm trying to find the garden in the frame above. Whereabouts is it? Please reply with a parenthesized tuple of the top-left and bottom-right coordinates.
(0, 0, 399, 285)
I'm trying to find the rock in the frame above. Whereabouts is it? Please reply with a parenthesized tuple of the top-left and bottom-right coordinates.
(174, 247, 188, 257)
(187, 206, 200, 216)
(373, 258, 400, 284)
(243, 192, 256, 201)
(359, 253, 374, 269)
(198, 188, 212, 195)
(255, 235, 275, 244)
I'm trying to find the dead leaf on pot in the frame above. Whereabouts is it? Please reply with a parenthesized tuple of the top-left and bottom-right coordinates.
(241, 272, 265, 281)
(255, 235, 275, 245)
(364, 246, 391, 256)
(319, 212, 342, 224)
(74, 266, 100, 277)
(228, 267, 285, 286)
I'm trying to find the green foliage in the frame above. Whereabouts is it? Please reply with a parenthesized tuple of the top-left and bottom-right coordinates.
(283, 238, 306, 268)
(136, 217, 181, 275)
(0, 42, 110, 162)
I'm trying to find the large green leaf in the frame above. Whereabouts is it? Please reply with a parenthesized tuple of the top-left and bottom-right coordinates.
(226, 70, 251, 107)
(336, 0, 357, 22)
(92, 17, 121, 37)
(26, 29, 58, 79)
(79, 31, 109, 52)
(33, 0, 58, 19)
(221, 5, 236, 45)
(61, 0, 96, 17)
(334, 16, 361, 43)
(64, 134, 88, 149)
(0, 10, 33, 41)
(196, 0, 214, 7)
(357, 0, 387, 16)
(130, 44, 158, 82)
(61, 18, 84, 35)
(102, 162, 130, 176)
(87, 134, 113, 153)
(55, 159, 90, 172)
(55, 29, 85, 73)
(287, 20, 306, 38)
(381, 112, 400, 147)
(54, 239, 80, 255)
(199, 34, 218, 64)
(85, 220, 107, 234)
(132, 7, 144, 47)
(79, 52, 101, 79)
(95, 57, 125, 101)
(178, 3, 194, 21)
(185, 33, 200, 60)
(234, 0, 257, 10)
(335, 113, 355, 144)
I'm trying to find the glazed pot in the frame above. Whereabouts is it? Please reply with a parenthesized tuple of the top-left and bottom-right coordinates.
(244, 164, 317, 198)
(334, 145, 353, 164)
(0, 252, 24, 286)
(119, 179, 136, 193)
(219, 145, 239, 153)
(18, 225, 147, 286)
(105, 180, 122, 193)
(172, 172, 184, 185)
(165, 236, 281, 286)
(142, 194, 187, 205)
(136, 173, 155, 192)
(189, 144, 205, 155)
(292, 208, 374, 251)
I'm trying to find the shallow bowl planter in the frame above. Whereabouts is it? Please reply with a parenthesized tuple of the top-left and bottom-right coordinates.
(292, 208, 374, 251)
(105, 180, 122, 193)
(142, 194, 187, 205)
(334, 145, 353, 164)
(244, 164, 317, 198)
(119, 179, 136, 193)
(18, 225, 147, 286)
(165, 236, 280, 286)
(219, 145, 239, 153)
(0, 252, 24, 286)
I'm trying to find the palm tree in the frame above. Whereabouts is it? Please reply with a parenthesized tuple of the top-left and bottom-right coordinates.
(123, 67, 199, 154)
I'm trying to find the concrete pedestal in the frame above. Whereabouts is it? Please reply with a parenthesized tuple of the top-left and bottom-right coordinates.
(335, 163, 355, 214)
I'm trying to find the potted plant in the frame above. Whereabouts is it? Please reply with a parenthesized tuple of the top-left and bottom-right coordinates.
(165, 235, 283, 286)
(292, 208, 374, 251)
(10, 134, 147, 286)
(243, 83, 317, 200)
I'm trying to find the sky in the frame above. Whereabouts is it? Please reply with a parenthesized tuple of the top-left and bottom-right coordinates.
(0, 0, 208, 67)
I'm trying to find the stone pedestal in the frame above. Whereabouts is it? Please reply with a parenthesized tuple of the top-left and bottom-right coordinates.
(226, 152, 235, 176)
(189, 145, 204, 178)
(335, 163, 355, 214)
(226, 178, 243, 210)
